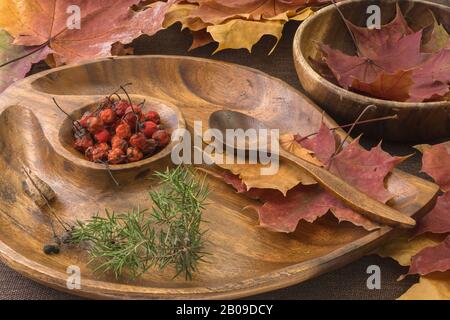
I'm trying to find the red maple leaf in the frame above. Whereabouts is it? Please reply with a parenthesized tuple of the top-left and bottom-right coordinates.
(318, 4, 450, 102)
(220, 125, 405, 232)
(408, 235, 450, 276)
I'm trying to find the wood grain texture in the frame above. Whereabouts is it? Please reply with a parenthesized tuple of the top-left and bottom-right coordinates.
(293, 0, 450, 142)
(0, 55, 439, 299)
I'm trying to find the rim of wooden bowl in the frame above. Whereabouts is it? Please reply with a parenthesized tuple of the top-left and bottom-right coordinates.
(293, 0, 450, 111)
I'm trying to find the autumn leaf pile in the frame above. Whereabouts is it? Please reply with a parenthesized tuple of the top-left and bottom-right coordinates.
(216, 124, 407, 233)
(377, 141, 450, 299)
(162, 0, 327, 53)
(0, 0, 178, 93)
(318, 5, 450, 102)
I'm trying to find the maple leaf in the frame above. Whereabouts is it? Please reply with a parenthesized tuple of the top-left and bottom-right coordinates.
(320, 44, 383, 89)
(320, 30, 423, 90)
(0, 0, 174, 66)
(376, 233, 445, 267)
(318, 4, 450, 102)
(189, 30, 215, 51)
(0, 29, 51, 93)
(207, 19, 284, 54)
(416, 142, 450, 192)
(408, 235, 450, 276)
(329, 138, 407, 203)
(217, 153, 317, 196)
(253, 185, 379, 233)
(421, 12, 450, 54)
(408, 49, 450, 102)
(413, 142, 450, 236)
(295, 122, 338, 164)
(345, 3, 413, 58)
(398, 270, 450, 300)
(167, 1, 318, 52)
(414, 193, 450, 236)
(351, 70, 414, 102)
(188, 0, 323, 25)
(219, 126, 406, 233)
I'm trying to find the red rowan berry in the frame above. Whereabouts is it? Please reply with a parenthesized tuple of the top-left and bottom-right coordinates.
(144, 111, 160, 124)
(94, 129, 111, 143)
(100, 108, 116, 124)
(74, 135, 93, 152)
(111, 135, 127, 151)
(108, 148, 125, 164)
(141, 121, 157, 138)
(152, 130, 170, 147)
(114, 100, 129, 117)
(87, 116, 104, 134)
(126, 147, 143, 162)
(115, 122, 131, 140)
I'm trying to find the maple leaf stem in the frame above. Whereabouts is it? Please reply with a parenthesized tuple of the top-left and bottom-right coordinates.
(0, 41, 50, 69)
(327, 104, 377, 169)
(297, 114, 398, 142)
(330, 0, 362, 56)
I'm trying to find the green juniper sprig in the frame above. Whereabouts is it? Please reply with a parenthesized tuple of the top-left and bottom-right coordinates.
(69, 166, 209, 280)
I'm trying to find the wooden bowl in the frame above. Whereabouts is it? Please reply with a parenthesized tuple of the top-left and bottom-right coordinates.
(58, 95, 184, 172)
(0, 55, 439, 299)
(293, 0, 450, 142)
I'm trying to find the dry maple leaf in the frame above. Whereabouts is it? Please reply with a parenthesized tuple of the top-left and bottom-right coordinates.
(295, 122, 338, 164)
(0, 29, 51, 93)
(166, 1, 318, 53)
(408, 235, 450, 276)
(218, 125, 407, 232)
(376, 233, 445, 267)
(253, 184, 379, 233)
(414, 192, 450, 237)
(408, 49, 450, 102)
(329, 138, 407, 203)
(416, 141, 450, 192)
(351, 70, 414, 102)
(345, 3, 413, 58)
(216, 148, 318, 196)
(207, 19, 284, 54)
(320, 44, 383, 89)
(413, 142, 450, 236)
(398, 270, 450, 300)
(0, 0, 174, 66)
(421, 12, 450, 54)
(319, 4, 450, 102)
(187, 0, 324, 24)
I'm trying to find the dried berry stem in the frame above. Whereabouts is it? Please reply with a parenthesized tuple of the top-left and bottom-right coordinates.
(327, 104, 377, 168)
(296, 114, 398, 142)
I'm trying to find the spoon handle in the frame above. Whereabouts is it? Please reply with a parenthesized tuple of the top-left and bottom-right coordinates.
(280, 150, 416, 228)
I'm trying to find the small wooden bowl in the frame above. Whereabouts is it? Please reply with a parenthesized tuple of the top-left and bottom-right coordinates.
(59, 95, 184, 172)
(293, 0, 450, 142)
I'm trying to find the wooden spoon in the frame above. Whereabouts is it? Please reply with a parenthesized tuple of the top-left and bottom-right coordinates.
(208, 110, 416, 229)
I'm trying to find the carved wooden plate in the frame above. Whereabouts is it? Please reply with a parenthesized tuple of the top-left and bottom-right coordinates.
(0, 56, 439, 299)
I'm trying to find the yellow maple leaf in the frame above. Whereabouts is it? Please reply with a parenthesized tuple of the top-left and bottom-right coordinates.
(162, 3, 208, 31)
(207, 19, 284, 54)
(398, 271, 450, 300)
(214, 134, 320, 195)
(376, 233, 445, 266)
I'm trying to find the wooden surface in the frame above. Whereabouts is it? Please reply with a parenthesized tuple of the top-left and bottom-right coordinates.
(0, 55, 439, 299)
(293, 0, 450, 142)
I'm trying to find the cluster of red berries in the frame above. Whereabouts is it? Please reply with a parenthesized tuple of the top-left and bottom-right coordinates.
(73, 98, 170, 164)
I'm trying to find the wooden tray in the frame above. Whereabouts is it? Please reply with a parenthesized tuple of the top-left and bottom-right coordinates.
(0, 55, 439, 299)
